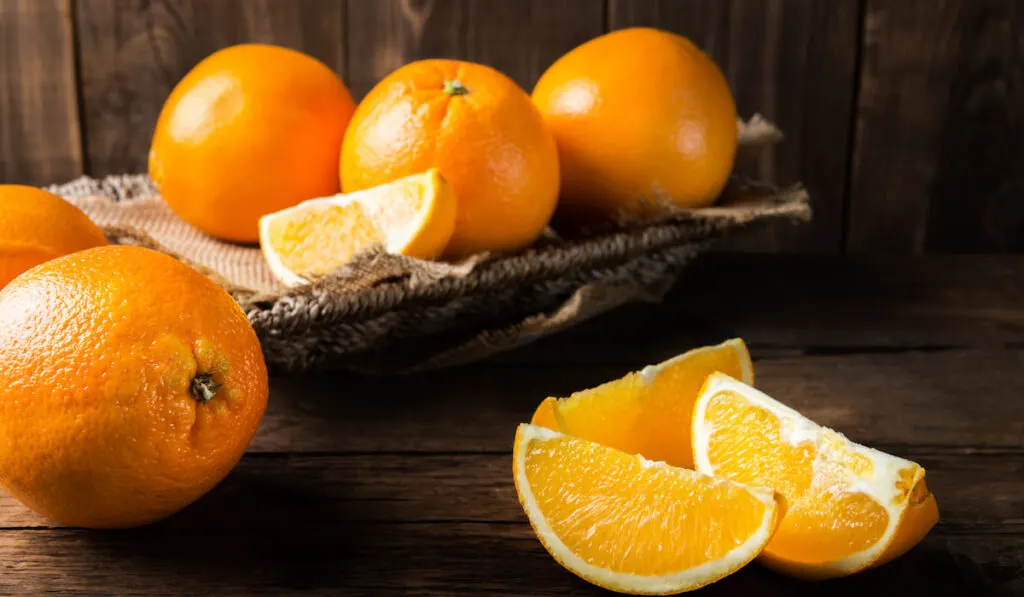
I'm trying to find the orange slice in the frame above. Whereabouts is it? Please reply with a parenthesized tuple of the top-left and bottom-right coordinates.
(260, 168, 456, 286)
(513, 423, 781, 594)
(530, 339, 752, 468)
(691, 373, 939, 580)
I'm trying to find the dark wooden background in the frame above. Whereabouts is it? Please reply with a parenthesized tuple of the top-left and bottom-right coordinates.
(1, 0, 1021, 253)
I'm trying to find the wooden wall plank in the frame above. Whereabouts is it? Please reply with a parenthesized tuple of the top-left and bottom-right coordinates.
(345, 0, 465, 99)
(848, 0, 1024, 253)
(463, 1, 605, 93)
(74, 0, 346, 177)
(345, 0, 604, 100)
(0, 0, 82, 185)
(610, 0, 861, 253)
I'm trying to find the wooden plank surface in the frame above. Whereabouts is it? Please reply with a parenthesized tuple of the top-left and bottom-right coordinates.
(246, 349, 1024, 454)
(0, 256, 1020, 594)
(1, 450, 1020, 529)
(346, 0, 604, 99)
(848, 0, 1024, 253)
(487, 253, 1024, 371)
(0, 0, 82, 185)
(74, 0, 346, 176)
(610, 0, 861, 253)
(0, 525, 1017, 596)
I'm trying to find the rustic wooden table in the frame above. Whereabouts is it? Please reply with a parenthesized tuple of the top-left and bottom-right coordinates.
(0, 253, 1021, 596)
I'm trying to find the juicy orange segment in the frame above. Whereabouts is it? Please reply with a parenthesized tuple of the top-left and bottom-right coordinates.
(530, 339, 752, 468)
(513, 424, 780, 594)
(691, 373, 939, 580)
(260, 168, 456, 286)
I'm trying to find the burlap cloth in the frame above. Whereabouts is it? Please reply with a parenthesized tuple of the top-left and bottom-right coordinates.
(48, 116, 809, 374)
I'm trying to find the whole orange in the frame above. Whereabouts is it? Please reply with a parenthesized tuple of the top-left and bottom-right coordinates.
(150, 43, 356, 243)
(532, 27, 738, 227)
(341, 59, 560, 257)
(0, 185, 107, 289)
(0, 246, 268, 528)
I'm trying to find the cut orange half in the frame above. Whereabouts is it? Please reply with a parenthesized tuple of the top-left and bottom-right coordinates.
(513, 424, 781, 594)
(691, 373, 939, 580)
(259, 168, 456, 286)
(530, 339, 752, 468)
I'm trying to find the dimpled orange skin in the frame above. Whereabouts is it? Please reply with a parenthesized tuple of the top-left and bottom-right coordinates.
(0, 185, 107, 290)
(150, 43, 356, 243)
(341, 59, 560, 258)
(532, 27, 738, 228)
(0, 246, 268, 529)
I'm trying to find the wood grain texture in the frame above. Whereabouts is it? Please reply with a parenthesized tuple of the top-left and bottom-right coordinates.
(229, 255, 1024, 456)
(0, 0, 82, 185)
(0, 526, 1017, 595)
(345, 0, 604, 99)
(610, 0, 861, 253)
(74, 0, 346, 176)
(496, 253, 1024, 366)
(1, 450, 1019, 529)
(0, 255, 1019, 594)
(245, 349, 1024, 454)
(848, 0, 1024, 253)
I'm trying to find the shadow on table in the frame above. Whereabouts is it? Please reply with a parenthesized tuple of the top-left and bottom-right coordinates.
(76, 480, 1022, 597)
(696, 540, 1023, 597)
(78, 465, 370, 592)
(257, 363, 647, 454)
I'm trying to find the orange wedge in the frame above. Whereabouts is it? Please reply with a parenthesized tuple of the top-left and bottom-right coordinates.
(691, 373, 939, 580)
(530, 339, 752, 468)
(513, 423, 781, 594)
(260, 168, 456, 286)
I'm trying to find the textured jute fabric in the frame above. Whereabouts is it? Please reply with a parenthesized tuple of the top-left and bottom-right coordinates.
(48, 116, 809, 373)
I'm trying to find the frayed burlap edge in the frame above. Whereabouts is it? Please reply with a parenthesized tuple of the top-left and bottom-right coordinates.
(50, 116, 811, 374)
(68, 183, 807, 373)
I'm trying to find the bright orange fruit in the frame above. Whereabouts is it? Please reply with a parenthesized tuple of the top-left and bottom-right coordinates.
(0, 185, 107, 290)
(692, 373, 939, 579)
(531, 339, 752, 468)
(260, 168, 457, 286)
(533, 27, 738, 228)
(514, 424, 781, 594)
(341, 59, 560, 257)
(0, 246, 269, 528)
(150, 44, 356, 242)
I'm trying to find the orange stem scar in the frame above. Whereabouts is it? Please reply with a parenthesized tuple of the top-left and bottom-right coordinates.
(191, 373, 221, 403)
(443, 80, 469, 96)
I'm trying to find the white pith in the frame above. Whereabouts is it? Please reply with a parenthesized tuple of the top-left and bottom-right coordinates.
(636, 338, 753, 387)
(549, 338, 753, 427)
(258, 198, 335, 287)
(691, 373, 920, 575)
(258, 172, 440, 288)
(514, 423, 778, 594)
(378, 172, 439, 254)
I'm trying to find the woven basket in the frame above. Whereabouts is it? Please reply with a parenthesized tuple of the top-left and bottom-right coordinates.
(49, 117, 810, 374)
